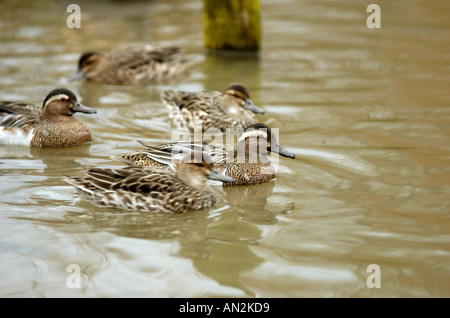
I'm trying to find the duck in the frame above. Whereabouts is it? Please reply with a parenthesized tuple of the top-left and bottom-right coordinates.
(162, 82, 265, 132)
(69, 45, 199, 85)
(112, 123, 295, 185)
(64, 152, 235, 213)
(0, 88, 96, 147)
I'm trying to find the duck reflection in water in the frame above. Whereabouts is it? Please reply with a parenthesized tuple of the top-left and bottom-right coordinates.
(220, 181, 295, 224)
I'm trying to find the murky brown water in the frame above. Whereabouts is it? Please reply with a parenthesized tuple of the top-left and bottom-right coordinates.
(0, 0, 449, 297)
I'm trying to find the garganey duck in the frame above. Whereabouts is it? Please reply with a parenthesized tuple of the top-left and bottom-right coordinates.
(162, 83, 265, 132)
(69, 45, 199, 84)
(0, 88, 96, 147)
(64, 152, 234, 213)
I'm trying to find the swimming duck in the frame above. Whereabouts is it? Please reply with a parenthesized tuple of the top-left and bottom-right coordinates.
(64, 152, 235, 213)
(112, 123, 295, 185)
(69, 45, 199, 84)
(162, 83, 265, 132)
(0, 88, 96, 147)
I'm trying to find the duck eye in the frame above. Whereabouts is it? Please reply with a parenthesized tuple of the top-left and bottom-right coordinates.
(84, 57, 97, 66)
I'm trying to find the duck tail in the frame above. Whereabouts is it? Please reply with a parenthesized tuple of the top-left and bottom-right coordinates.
(161, 90, 184, 109)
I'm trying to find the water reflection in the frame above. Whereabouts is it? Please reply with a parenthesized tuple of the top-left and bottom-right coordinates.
(222, 181, 294, 224)
(201, 53, 261, 96)
(0, 144, 93, 174)
(13, 185, 269, 296)
(29, 144, 92, 160)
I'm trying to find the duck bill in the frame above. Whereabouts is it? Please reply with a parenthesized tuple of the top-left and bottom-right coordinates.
(68, 69, 85, 82)
(271, 144, 295, 159)
(72, 102, 97, 114)
(208, 168, 235, 183)
(244, 99, 265, 114)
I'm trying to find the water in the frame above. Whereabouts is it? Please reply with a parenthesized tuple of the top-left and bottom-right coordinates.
(0, 0, 449, 297)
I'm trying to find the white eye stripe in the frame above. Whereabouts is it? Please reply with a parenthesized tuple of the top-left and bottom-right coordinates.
(226, 90, 242, 97)
(238, 130, 268, 142)
(45, 94, 72, 105)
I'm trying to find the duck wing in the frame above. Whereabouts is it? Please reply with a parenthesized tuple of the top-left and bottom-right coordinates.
(161, 89, 221, 111)
(0, 102, 41, 128)
(108, 46, 183, 69)
(140, 140, 232, 165)
(66, 166, 179, 195)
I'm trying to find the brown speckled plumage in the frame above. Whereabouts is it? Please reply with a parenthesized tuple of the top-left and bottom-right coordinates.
(111, 150, 169, 168)
(162, 83, 265, 132)
(0, 88, 96, 147)
(65, 153, 234, 213)
(70, 46, 199, 85)
(222, 162, 275, 185)
(32, 121, 92, 148)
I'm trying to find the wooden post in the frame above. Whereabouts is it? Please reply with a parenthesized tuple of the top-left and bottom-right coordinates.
(203, 0, 261, 51)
